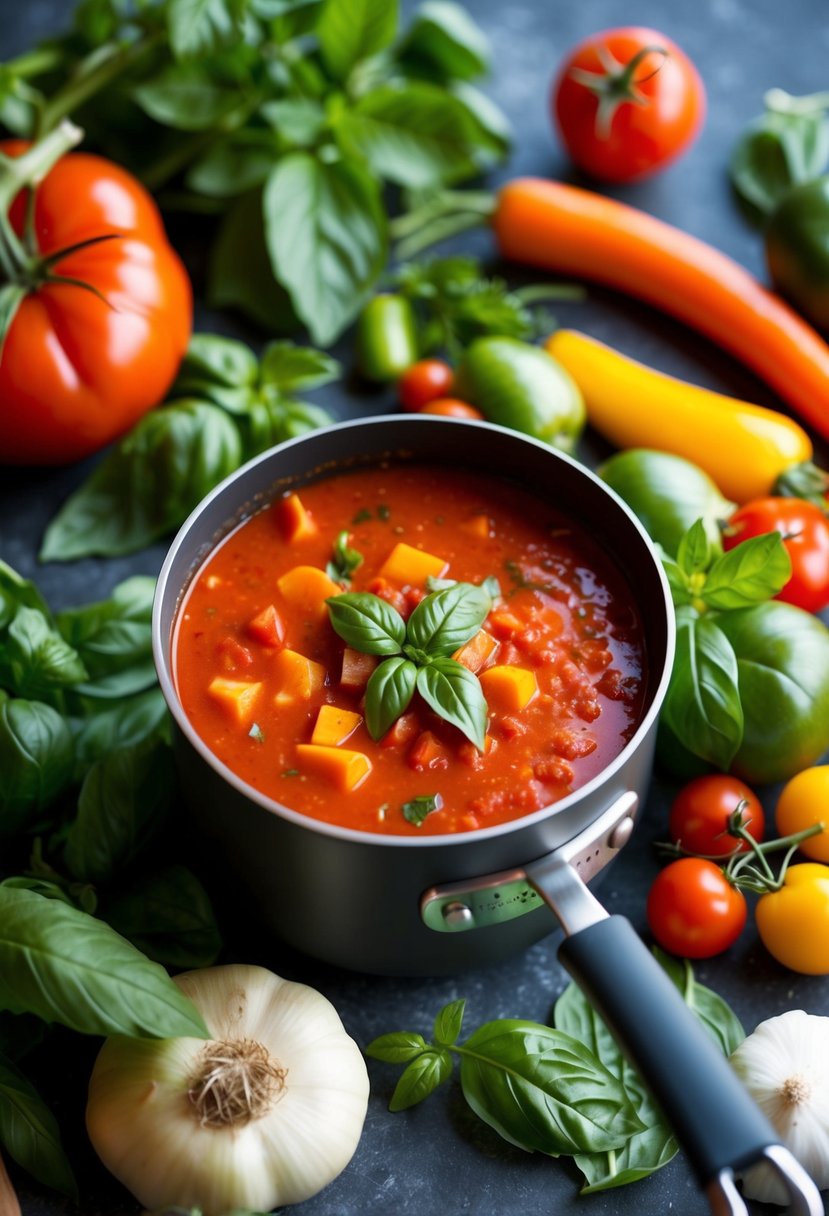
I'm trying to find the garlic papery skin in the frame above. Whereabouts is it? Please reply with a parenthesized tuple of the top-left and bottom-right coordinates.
(730, 1009, 829, 1206)
(86, 963, 369, 1215)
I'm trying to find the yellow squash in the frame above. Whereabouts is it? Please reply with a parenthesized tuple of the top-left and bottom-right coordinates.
(545, 329, 813, 503)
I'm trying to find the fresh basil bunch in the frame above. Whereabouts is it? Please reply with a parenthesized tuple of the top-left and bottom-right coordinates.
(1, 0, 510, 343)
(366, 950, 744, 1193)
(730, 87, 829, 220)
(327, 580, 493, 746)
(40, 333, 338, 561)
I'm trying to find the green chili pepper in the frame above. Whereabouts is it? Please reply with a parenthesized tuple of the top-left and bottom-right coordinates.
(355, 293, 418, 382)
(765, 175, 829, 332)
(453, 336, 585, 453)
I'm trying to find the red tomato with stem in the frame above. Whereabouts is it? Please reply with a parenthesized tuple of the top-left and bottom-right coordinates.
(551, 27, 706, 183)
(419, 398, 484, 419)
(722, 497, 829, 613)
(0, 136, 192, 465)
(668, 774, 765, 857)
(646, 858, 747, 958)
(398, 358, 455, 412)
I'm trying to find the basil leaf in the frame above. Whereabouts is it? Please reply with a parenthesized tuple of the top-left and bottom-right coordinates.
(407, 582, 491, 656)
(677, 518, 718, 576)
(0, 699, 74, 835)
(63, 741, 175, 885)
(40, 401, 243, 561)
(663, 608, 744, 770)
(260, 98, 328, 147)
(259, 341, 340, 392)
(660, 553, 692, 607)
(702, 532, 792, 610)
(460, 1021, 642, 1156)
(173, 333, 258, 396)
(326, 530, 364, 585)
(416, 657, 487, 749)
(730, 108, 829, 219)
(57, 574, 156, 698)
(401, 792, 442, 827)
(399, 0, 490, 81)
(0, 887, 209, 1039)
(134, 63, 243, 131)
(73, 688, 170, 770)
(327, 592, 406, 655)
(186, 133, 277, 199)
(0, 561, 51, 631)
(263, 152, 388, 345)
(237, 398, 332, 458)
(389, 1047, 453, 1112)
(365, 1031, 429, 1063)
(208, 189, 301, 332)
(655, 949, 745, 1056)
(167, 0, 246, 59)
(434, 998, 465, 1046)
(317, 0, 398, 82)
(365, 657, 417, 739)
(0, 1053, 76, 1197)
(337, 83, 485, 188)
(3, 608, 87, 700)
(103, 865, 222, 970)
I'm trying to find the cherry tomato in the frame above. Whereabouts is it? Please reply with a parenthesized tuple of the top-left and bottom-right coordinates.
(0, 141, 192, 465)
(398, 359, 455, 411)
(551, 27, 706, 183)
(668, 774, 765, 857)
(775, 766, 829, 862)
(722, 497, 829, 613)
(419, 398, 484, 420)
(756, 863, 829, 974)
(646, 858, 747, 958)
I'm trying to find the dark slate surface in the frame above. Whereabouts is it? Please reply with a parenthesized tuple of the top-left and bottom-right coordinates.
(2, 2, 829, 1215)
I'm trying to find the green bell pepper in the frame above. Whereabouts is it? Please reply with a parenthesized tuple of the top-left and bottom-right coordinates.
(765, 174, 829, 332)
(355, 294, 419, 383)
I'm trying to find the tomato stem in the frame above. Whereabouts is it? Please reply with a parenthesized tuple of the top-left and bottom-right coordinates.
(568, 44, 669, 140)
(35, 34, 160, 137)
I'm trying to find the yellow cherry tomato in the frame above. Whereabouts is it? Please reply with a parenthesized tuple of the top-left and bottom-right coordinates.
(755, 863, 829, 974)
(775, 765, 829, 862)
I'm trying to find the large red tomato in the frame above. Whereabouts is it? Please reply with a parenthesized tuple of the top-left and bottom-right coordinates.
(551, 27, 706, 183)
(0, 140, 192, 465)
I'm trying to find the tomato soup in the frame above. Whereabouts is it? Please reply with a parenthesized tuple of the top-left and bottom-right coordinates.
(173, 464, 647, 835)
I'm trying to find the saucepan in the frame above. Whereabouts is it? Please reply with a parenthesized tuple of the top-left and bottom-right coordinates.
(152, 416, 820, 1216)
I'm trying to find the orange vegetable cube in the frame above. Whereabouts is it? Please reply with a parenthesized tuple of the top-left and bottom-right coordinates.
(488, 610, 524, 640)
(340, 647, 378, 692)
(275, 492, 318, 542)
(311, 705, 362, 746)
(377, 542, 448, 587)
(295, 744, 372, 791)
(207, 677, 263, 725)
(273, 648, 326, 704)
(453, 628, 499, 674)
(461, 514, 492, 539)
(407, 730, 449, 771)
(247, 603, 285, 648)
(480, 665, 538, 713)
(277, 565, 342, 621)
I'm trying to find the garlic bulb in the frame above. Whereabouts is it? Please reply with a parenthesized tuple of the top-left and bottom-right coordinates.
(86, 963, 369, 1214)
(730, 1009, 829, 1205)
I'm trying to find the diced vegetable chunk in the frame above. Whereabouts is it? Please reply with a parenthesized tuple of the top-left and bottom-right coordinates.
(295, 744, 372, 790)
(273, 648, 326, 704)
(461, 514, 492, 538)
(480, 665, 538, 712)
(247, 603, 285, 648)
(340, 647, 378, 692)
(408, 730, 449, 770)
(311, 705, 362, 746)
(453, 628, 499, 674)
(277, 565, 342, 620)
(275, 492, 318, 542)
(207, 677, 263, 725)
(377, 542, 448, 586)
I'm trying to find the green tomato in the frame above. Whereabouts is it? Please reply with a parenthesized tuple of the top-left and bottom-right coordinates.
(453, 337, 585, 453)
(659, 601, 829, 785)
(598, 449, 735, 558)
(355, 294, 419, 383)
(765, 175, 829, 332)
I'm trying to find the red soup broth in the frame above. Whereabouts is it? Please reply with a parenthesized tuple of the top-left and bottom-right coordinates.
(173, 464, 647, 836)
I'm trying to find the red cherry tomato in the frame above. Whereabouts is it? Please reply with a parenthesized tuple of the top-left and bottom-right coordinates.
(668, 774, 765, 857)
(722, 497, 829, 613)
(646, 858, 747, 958)
(419, 398, 484, 419)
(398, 359, 455, 412)
(551, 27, 706, 183)
(0, 141, 192, 465)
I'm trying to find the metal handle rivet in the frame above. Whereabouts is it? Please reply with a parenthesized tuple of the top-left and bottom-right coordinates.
(608, 816, 635, 851)
(443, 901, 474, 928)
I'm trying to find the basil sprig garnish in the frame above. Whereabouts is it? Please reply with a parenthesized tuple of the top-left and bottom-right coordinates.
(326, 582, 492, 748)
(326, 530, 364, 586)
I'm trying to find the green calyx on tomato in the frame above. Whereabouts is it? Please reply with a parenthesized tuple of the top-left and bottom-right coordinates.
(0, 122, 192, 466)
(453, 336, 585, 453)
(765, 174, 829, 332)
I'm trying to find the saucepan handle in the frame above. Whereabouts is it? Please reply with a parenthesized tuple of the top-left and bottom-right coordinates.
(524, 859, 823, 1215)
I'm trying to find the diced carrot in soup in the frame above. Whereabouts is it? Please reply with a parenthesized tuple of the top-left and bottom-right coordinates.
(295, 744, 372, 790)
(272, 649, 326, 704)
(207, 677, 263, 725)
(377, 542, 448, 586)
(276, 492, 318, 542)
(277, 565, 342, 621)
(311, 705, 362, 746)
(453, 628, 499, 674)
(480, 665, 539, 712)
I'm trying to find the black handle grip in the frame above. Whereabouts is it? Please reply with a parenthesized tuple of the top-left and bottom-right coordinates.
(558, 915, 776, 1186)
